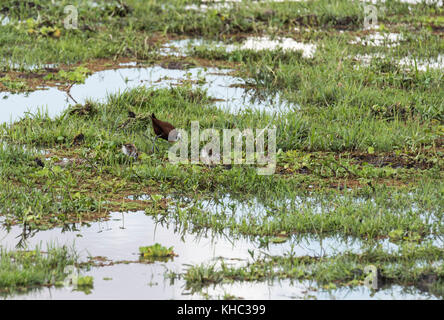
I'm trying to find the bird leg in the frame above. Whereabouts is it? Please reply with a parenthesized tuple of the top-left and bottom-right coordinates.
(151, 135, 161, 153)
(142, 131, 160, 154)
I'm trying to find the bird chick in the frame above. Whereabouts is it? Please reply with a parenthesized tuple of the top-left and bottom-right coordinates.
(121, 143, 139, 160)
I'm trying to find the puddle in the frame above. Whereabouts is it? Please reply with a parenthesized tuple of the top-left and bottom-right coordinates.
(0, 141, 49, 156)
(0, 210, 366, 263)
(0, 65, 294, 125)
(174, 192, 435, 222)
(184, 2, 234, 12)
(204, 280, 440, 300)
(185, 0, 306, 11)
(0, 87, 68, 124)
(353, 53, 386, 66)
(0, 63, 59, 72)
(231, 37, 317, 58)
(0, 211, 383, 299)
(136, 191, 442, 229)
(163, 37, 317, 59)
(118, 61, 138, 67)
(398, 54, 444, 71)
(350, 32, 404, 47)
(159, 39, 228, 57)
(363, 0, 443, 4)
(353, 53, 444, 71)
(169, 193, 443, 252)
(0, 210, 440, 299)
(203, 279, 317, 300)
(175, 193, 328, 225)
(0, 15, 9, 26)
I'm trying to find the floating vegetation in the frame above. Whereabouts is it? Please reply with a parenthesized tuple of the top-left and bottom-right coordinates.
(139, 243, 177, 261)
(75, 276, 94, 294)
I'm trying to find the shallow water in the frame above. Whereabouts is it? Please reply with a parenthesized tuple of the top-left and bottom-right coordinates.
(204, 280, 439, 300)
(0, 65, 293, 125)
(162, 37, 317, 59)
(184, 0, 307, 12)
(0, 209, 440, 300)
(350, 32, 404, 47)
(363, 0, 443, 5)
(398, 54, 444, 71)
(159, 39, 228, 57)
(0, 210, 339, 299)
(233, 37, 317, 58)
(0, 15, 9, 26)
(353, 53, 444, 72)
(0, 87, 68, 124)
(0, 210, 363, 264)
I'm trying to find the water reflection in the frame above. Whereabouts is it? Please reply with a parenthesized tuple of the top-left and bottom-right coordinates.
(0, 66, 294, 125)
(1, 208, 441, 299)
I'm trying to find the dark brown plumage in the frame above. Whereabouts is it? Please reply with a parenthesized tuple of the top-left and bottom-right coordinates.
(150, 113, 180, 142)
(148, 113, 181, 153)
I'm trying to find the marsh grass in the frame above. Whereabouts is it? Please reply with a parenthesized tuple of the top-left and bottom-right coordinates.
(162, 181, 443, 240)
(0, 85, 442, 226)
(0, 244, 79, 296)
(0, 0, 443, 298)
(0, 0, 442, 69)
(177, 243, 443, 297)
(0, 81, 442, 297)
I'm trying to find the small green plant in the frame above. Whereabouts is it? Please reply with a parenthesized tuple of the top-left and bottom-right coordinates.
(139, 243, 177, 260)
(45, 66, 91, 83)
(75, 276, 94, 294)
(0, 76, 28, 93)
(77, 276, 94, 287)
(270, 236, 288, 244)
(388, 229, 405, 242)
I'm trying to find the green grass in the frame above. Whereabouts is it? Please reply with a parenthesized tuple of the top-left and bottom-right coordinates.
(0, 85, 442, 228)
(162, 182, 444, 240)
(0, 244, 80, 296)
(172, 243, 444, 297)
(0, 0, 443, 299)
(0, 76, 442, 298)
(0, 0, 442, 68)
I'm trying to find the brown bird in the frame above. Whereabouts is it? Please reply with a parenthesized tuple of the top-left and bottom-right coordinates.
(121, 143, 139, 160)
(150, 113, 181, 152)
